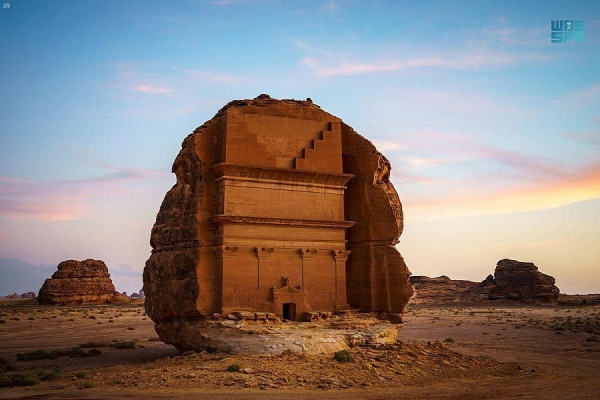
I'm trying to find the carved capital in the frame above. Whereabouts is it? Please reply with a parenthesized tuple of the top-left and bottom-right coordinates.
(332, 250, 350, 263)
(300, 248, 318, 261)
(212, 246, 239, 258)
(255, 247, 274, 259)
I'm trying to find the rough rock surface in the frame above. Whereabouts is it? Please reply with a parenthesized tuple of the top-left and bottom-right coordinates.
(160, 315, 401, 355)
(469, 259, 560, 303)
(143, 95, 413, 352)
(410, 259, 560, 305)
(409, 276, 478, 304)
(37, 259, 129, 305)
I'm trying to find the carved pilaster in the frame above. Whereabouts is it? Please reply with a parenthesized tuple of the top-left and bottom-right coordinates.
(331, 250, 350, 312)
(255, 247, 274, 290)
(300, 248, 318, 289)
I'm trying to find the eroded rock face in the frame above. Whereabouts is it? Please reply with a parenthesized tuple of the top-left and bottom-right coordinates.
(409, 276, 478, 304)
(143, 95, 413, 352)
(342, 126, 414, 314)
(37, 259, 129, 305)
(410, 259, 560, 305)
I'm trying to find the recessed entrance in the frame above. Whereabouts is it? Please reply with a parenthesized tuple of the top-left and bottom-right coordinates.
(282, 302, 296, 321)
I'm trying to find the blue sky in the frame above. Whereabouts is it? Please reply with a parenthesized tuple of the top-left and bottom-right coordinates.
(1, 0, 599, 295)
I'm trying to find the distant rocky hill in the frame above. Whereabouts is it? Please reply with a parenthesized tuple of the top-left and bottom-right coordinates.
(411, 259, 566, 305)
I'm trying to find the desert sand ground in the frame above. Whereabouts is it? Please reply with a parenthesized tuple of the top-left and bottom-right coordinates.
(0, 300, 598, 399)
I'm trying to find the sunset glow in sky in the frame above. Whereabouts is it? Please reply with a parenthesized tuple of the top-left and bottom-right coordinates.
(1, 0, 599, 294)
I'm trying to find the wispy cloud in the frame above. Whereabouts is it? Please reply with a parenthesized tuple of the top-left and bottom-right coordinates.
(480, 26, 545, 46)
(295, 21, 559, 78)
(403, 160, 600, 220)
(104, 63, 244, 119)
(131, 84, 177, 95)
(563, 131, 600, 147)
(372, 140, 405, 152)
(566, 83, 600, 104)
(114, 63, 178, 96)
(0, 155, 168, 222)
(172, 67, 244, 84)
(393, 130, 568, 180)
(301, 50, 555, 77)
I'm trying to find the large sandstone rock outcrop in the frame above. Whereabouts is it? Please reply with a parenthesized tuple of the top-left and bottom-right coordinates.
(471, 259, 560, 303)
(37, 259, 129, 305)
(410, 259, 560, 305)
(143, 95, 413, 352)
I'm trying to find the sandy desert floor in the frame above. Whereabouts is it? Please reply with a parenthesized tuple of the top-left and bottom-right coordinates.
(0, 300, 598, 399)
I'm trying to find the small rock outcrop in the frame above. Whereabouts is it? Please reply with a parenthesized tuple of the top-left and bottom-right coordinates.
(410, 259, 560, 305)
(37, 259, 130, 305)
(20, 291, 36, 299)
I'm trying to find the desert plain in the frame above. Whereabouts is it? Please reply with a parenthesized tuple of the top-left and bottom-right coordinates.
(0, 300, 598, 399)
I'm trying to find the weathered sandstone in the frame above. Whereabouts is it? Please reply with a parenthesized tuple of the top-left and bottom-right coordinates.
(157, 314, 401, 354)
(410, 259, 560, 305)
(143, 95, 413, 352)
(37, 259, 129, 305)
(409, 276, 478, 304)
(470, 259, 560, 303)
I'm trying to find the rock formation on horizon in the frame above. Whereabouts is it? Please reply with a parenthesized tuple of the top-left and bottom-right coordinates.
(143, 95, 413, 351)
(470, 259, 560, 303)
(37, 259, 130, 305)
(410, 259, 560, 305)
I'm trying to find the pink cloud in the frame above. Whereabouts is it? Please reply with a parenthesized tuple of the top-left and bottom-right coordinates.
(563, 131, 600, 147)
(403, 161, 600, 220)
(0, 163, 168, 222)
(112, 63, 178, 97)
(131, 84, 177, 94)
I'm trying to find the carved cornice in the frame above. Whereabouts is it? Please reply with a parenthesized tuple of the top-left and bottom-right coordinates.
(212, 162, 353, 188)
(211, 215, 354, 229)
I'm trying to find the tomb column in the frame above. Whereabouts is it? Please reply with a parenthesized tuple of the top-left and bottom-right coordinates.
(332, 250, 351, 311)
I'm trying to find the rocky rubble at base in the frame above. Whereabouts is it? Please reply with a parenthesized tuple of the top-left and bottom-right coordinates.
(37, 259, 130, 305)
(411, 259, 561, 305)
(80, 340, 519, 392)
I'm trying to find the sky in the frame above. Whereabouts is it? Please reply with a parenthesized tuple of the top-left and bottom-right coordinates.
(0, 0, 599, 295)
